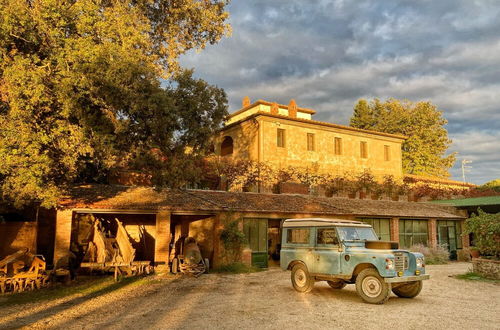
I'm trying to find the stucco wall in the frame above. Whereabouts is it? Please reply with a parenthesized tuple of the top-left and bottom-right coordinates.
(257, 116, 403, 179)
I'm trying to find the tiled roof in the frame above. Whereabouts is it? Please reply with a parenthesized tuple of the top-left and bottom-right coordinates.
(61, 185, 463, 219)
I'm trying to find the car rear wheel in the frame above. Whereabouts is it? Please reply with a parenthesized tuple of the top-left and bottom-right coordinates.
(355, 268, 391, 304)
(291, 263, 314, 293)
(392, 281, 423, 298)
(327, 280, 346, 289)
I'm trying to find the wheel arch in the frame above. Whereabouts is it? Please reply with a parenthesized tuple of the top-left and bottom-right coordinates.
(287, 260, 306, 271)
(351, 263, 378, 280)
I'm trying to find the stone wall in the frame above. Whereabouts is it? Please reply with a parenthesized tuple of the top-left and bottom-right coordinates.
(472, 258, 500, 280)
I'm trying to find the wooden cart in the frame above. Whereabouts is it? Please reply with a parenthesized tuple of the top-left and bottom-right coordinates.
(79, 218, 153, 281)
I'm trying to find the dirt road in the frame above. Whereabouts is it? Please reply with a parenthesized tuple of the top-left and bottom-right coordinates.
(0, 262, 498, 329)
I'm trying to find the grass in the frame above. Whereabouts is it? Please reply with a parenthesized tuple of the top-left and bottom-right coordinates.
(212, 262, 265, 274)
(454, 272, 500, 284)
(0, 275, 149, 307)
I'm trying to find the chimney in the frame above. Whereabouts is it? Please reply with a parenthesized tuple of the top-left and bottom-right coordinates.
(242, 96, 251, 107)
(288, 99, 297, 118)
(270, 102, 279, 115)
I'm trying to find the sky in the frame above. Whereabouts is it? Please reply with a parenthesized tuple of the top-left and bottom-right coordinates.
(180, 0, 500, 185)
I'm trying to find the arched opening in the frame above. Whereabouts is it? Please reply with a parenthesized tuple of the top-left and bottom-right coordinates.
(220, 136, 234, 156)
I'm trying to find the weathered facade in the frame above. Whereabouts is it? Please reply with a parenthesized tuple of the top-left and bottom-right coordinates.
(216, 98, 406, 179)
(43, 185, 466, 270)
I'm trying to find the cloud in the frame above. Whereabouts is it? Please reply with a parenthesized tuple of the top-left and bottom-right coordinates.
(180, 0, 500, 184)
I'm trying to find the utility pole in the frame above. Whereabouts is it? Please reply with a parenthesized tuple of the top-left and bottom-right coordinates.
(461, 159, 472, 183)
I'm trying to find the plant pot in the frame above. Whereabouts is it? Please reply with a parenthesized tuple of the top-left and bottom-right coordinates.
(347, 192, 356, 199)
(359, 191, 366, 199)
(371, 194, 380, 200)
(470, 249, 480, 259)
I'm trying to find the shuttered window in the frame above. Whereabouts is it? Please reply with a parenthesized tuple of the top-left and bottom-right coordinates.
(307, 133, 315, 151)
(334, 137, 342, 155)
(277, 128, 286, 148)
(360, 141, 368, 158)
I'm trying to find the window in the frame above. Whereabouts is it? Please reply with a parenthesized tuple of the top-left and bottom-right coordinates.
(220, 136, 233, 156)
(384, 145, 390, 161)
(307, 133, 315, 151)
(316, 228, 339, 245)
(359, 218, 391, 241)
(437, 220, 463, 252)
(360, 141, 367, 158)
(243, 219, 267, 252)
(399, 219, 428, 248)
(277, 128, 286, 148)
(334, 137, 342, 155)
(286, 228, 310, 244)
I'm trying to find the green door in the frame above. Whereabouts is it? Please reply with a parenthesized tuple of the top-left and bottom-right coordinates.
(244, 219, 268, 268)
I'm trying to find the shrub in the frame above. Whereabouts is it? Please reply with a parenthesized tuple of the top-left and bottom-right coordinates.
(220, 220, 247, 263)
(463, 209, 500, 258)
(409, 243, 450, 264)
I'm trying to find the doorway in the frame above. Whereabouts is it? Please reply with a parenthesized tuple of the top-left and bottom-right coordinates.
(437, 220, 462, 260)
(243, 219, 268, 268)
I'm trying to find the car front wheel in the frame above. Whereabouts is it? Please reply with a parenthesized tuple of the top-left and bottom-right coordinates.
(392, 281, 423, 298)
(291, 263, 314, 293)
(355, 268, 391, 304)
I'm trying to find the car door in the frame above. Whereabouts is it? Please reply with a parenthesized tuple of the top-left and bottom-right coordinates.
(312, 227, 341, 275)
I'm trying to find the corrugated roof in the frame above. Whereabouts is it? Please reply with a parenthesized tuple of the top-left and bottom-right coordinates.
(431, 196, 500, 207)
(61, 185, 463, 219)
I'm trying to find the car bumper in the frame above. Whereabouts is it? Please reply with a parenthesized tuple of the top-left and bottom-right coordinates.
(384, 274, 430, 283)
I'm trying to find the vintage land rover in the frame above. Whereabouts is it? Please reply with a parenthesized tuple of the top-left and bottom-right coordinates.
(280, 218, 430, 304)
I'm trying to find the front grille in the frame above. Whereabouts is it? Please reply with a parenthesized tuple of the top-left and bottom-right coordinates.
(394, 252, 409, 272)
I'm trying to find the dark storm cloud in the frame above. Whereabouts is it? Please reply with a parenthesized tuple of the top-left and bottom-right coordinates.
(180, 0, 500, 184)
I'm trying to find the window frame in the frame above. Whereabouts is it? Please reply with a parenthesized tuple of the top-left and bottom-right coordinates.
(360, 141, 368, 158)
(277, 128, 286, 148)
(307, 133, 315, 151)
(399, 219, 429, 248)
(285, 227, 311, 246)
(384, 145, 390, 161)
(334, 137, 342, 155)
(315, 227, 340, 247)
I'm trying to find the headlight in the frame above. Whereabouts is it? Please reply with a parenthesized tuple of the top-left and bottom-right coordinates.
(385, 258, 394, 270)
(416, 257, 425, 268)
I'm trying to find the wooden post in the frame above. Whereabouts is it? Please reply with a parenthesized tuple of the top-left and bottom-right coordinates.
(53, 209, 73, 268)
(155, 211, 171, 270)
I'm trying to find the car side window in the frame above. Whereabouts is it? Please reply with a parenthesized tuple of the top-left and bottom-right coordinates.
(286, 228, 310, 244)
(316, 227, 339, 245)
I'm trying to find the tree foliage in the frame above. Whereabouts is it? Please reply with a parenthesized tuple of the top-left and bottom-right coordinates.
(0, 0, 230, 207)
(478, 179, 500, 192)
(463, 209, 500, 258)
(350, 98, 456, 178)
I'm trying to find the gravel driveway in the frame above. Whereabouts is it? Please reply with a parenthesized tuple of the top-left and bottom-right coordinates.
(0, 262, 498, 330)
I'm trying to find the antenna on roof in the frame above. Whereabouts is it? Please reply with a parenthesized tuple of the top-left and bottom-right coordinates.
(461, 159, 472, 183)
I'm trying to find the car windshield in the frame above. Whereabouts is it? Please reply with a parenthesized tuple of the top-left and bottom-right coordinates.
(337, 226, 378, 241)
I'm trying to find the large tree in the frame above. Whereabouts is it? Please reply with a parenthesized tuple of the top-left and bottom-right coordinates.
(350, 98, 456, 178)
(0, 0, 230, 207)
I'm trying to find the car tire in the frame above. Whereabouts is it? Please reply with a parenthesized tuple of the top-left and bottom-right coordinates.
(327, 280, 346, 289)
(291, 263, 314, 293)
(355, 268, 391, 304)
(392, 281, 423, 298)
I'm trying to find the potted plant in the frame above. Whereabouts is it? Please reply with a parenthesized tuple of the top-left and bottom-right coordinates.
(470, 247, 480, 259)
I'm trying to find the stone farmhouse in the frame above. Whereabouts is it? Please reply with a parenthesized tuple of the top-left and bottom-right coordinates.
(215, 97, 405, 179)
(0, 98, 470, 271)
